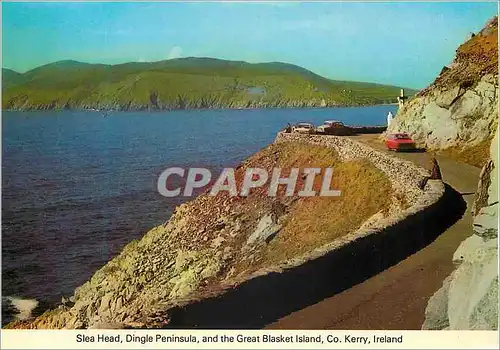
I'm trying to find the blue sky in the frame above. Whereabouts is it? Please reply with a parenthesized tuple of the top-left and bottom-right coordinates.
(2, 1, 498, 88)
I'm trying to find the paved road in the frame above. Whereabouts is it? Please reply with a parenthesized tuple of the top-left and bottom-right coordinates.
(267, 134, 481, 330)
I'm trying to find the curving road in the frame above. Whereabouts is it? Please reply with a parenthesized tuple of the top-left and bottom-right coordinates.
(267, 134, 481, 330)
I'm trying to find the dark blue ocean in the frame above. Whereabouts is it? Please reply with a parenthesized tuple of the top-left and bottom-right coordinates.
(1, 105, 396, 324)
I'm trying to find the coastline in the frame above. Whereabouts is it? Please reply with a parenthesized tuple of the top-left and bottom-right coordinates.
(2, 102, 400, 113)
(7, 131, 444, 329)
(2, 3, 497, 337)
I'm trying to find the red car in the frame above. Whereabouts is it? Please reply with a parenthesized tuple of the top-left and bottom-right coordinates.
(385, 133, 416, 151)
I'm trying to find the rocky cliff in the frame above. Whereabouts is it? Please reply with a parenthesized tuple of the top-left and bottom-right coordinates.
(417, 17, 499, 330)
(387, 17, 498, 167)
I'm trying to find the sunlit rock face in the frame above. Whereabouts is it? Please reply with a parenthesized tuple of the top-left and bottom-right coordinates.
(388, 17, 498, 167)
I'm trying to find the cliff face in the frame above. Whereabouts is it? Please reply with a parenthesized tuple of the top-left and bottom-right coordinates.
(418, 17, 499, 330)
(388, 17, 498, 167)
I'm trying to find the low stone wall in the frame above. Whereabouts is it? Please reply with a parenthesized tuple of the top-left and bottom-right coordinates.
(155, 133, 447, 328)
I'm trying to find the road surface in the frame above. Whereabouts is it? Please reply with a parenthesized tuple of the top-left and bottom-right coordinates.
(267, 134, 481, 330)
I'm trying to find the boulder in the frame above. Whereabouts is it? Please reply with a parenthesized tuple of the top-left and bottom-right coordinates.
(452, 234, 485, 264)
(473, 204, 498, 240)
(422, 274, 452, 330)
(447, 238, 498, 329)
(245, 214, 282, 248)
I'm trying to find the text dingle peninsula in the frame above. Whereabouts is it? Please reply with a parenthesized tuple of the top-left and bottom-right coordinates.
(76, 333, 404, 345)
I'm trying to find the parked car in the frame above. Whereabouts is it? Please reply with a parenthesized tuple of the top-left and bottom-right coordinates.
(293, 122, 316, 134)
(385, 133, 416, 151)
(316, 120, 353, 135)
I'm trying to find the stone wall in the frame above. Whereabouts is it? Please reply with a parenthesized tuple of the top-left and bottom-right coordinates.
(236, 132, 446, 270)
(267, 132, 445, 269)
(275, 132, 433, 206)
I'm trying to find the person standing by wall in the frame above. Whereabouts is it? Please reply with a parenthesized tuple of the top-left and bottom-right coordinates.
(387, 111, 394, 126)
(418, 157, 443, 189)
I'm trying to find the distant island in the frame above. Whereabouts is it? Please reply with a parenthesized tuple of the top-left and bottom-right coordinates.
(2, 58, 417, 111)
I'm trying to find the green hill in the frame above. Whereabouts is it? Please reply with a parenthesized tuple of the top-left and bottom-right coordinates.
(2, 68, 25, 89)
(2, 58, 417, 110)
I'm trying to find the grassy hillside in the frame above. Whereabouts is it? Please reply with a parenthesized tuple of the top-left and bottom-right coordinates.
(2, 58, 417, 110)
(2, 68, 24, 89)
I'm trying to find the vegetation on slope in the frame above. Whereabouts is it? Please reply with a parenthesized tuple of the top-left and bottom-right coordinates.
(6, 140, 392, 329)
(423, 17, 498, 95)
(388, 16, 498, 168)
(236, 142, 392, 269)
(437, 138, 494, 168)
(2, 68, 24, 89)
(2, 58, 416, 111)
(435, 17, 498, 168)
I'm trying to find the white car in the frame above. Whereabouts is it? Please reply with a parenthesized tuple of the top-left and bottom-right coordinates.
(293, 122, 315, 134)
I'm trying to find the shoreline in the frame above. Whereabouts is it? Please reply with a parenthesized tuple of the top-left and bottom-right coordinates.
(7, 132, 445, 329)
(2, 103, 400, 113)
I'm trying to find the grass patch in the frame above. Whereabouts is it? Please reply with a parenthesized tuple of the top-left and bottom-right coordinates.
(236, 141, 392, 269)
(274, 141, 341, 168)
(263, 159, 392, 264)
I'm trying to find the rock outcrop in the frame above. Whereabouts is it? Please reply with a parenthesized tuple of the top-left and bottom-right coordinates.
(388, 17, 498, 167)
(411, 17, 499, 332)
(416, 17, 498, 331)
(423, 129, 498, 330)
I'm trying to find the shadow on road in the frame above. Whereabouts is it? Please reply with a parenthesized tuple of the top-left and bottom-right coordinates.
(406, 148, 427, 153)
(389, 148, 427, 153)
(165, 183, 466, 329)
